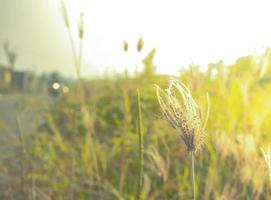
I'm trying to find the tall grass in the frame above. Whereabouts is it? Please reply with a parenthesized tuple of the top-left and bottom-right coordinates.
(136, 89, 144, 200)
(3, 51, 271, 199)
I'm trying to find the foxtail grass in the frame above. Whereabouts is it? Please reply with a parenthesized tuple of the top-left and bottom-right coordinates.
(60, 0, 85, 105)
(60, 2, 102, 199)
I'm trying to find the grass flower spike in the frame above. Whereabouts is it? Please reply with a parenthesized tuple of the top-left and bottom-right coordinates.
(155, 79, 209, 152)
(155, 79, 209, 200)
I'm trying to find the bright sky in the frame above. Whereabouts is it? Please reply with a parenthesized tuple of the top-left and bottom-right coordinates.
(1, 0, 271, 77)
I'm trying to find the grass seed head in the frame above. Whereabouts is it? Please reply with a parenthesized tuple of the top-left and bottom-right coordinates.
(155, 79, 208, 152)
(78, 12, 84, 39)
(123, 40, 129, 52)
(137, 36, 144, 53)
(60, 0, 70, 28)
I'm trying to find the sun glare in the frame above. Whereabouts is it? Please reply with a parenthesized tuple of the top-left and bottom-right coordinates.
(54, 0, 271, 76)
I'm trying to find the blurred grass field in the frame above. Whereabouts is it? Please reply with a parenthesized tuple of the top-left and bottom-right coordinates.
(1, 46, 271, 200)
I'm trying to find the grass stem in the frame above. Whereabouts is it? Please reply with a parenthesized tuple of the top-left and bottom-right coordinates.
(136, 89, 143, 200)
(191, 151, 196, 200)
(16, 112, 26, 197)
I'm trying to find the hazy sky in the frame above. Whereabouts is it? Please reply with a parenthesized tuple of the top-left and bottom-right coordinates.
(1, 0, 271, 77)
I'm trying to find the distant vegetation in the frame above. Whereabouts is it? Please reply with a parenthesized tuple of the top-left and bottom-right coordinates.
(2, 45, 271, 199)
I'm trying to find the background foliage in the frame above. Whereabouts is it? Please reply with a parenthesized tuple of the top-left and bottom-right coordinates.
(2, 48, 271, 200)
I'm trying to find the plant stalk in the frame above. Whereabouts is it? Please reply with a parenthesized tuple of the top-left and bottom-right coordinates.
(136, 89, 143, 200)
(16, 112, 26, 197)
(191, 151, 196, 200)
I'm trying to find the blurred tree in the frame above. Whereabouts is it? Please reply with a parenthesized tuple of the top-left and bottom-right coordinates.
(3, 41, 17, 84)
(3, 41, 17, 69)
(141, 48, 156, 77)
